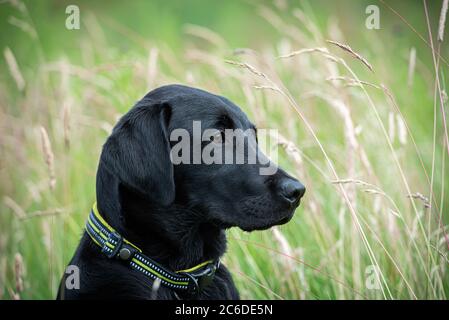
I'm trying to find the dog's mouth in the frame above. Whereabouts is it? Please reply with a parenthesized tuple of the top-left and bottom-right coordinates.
(238, 215, 292, 232)
(207, 195, 301, 232)
(238, 206, 298, 232)
(277, 213, 294, 225)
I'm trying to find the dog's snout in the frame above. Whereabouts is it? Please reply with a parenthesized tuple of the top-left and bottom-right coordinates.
(278, 179, 305, 204)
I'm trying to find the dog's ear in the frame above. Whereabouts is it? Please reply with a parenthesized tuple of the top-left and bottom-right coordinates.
(100, 101, 174, 206)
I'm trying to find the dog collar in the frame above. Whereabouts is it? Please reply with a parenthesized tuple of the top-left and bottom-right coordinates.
(85, 202, 220, 297)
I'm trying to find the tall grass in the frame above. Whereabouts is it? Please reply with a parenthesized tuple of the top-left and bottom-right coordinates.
(0, 0, 448, 299)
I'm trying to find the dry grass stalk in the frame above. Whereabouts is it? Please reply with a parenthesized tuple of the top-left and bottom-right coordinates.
(360, 188, 403, 218)
(362, 189, 402, 218)
(0, 257, 5, 299)
(323, 54, 340, 63)
(407, 193, 430, 209)
(14, 253, 24, 293)
(3, 196, 26, 219)
(253, 85, 281, 94)
(274, 0, 287, 10)
(430, 244, 449, 264)
(146, 47, 159, 89)
(407, 47, 416, 87)
(225, 60, 268, 79)
(332, 179, 372, 187)
(0, 235, 5, 299)
(278, 136, 303, 166)
(272, 227, 295, 273)
(184, 24, 227, 48)
(332, 180, 399, 210)
(40, 126, 56, 190)
(242, 85, 265, 125)
(277, 47, 329, 59)
(332, 182, 375, 195)
(231, 268, 285, 300)
(438, 0, 448, 42)
(185, 49, 231, 76)
(8, 16, 37, 39)
(278, 47, 339, 63)
(324, 98, 358, 206)
(6, 0, 27, 12)
(271, 227, 300, 297)
(326, 40, 374, 72)
(294, 247, 308, 299)
(326, 76, 380, 89)
(315, 95, 358, 151)
(292, 8, 322, 40)
(25, 208, 66, 219)
(258, 5, 284, 30)
(4, 47, 25, 91)
(44, 63, 112, 90)
(363, 188, 384, 195)
(40, 220, 51, 256)
(258, 5, 307, 44)
(388, 112, 396, 142)
(63, 100, 71, 149)
(396, 114, 407, 145)
(8, 288, 20, 300)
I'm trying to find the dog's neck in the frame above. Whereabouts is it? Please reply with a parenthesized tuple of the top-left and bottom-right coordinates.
(96, 167, 226, 271)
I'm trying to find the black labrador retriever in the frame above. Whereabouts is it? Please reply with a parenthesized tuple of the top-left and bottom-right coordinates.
(57, 84, 305, 300)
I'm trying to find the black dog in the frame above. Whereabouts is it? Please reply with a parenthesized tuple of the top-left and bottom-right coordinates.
(57, 84, 305, 300)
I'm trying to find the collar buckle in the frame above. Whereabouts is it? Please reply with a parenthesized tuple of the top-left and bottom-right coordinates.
(102, 231, 123, 258)
(118, 245, 136, 261)
(102, 231, 136, 261)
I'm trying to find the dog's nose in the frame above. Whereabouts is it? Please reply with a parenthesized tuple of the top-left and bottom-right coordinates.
(279, 179, 305, 204)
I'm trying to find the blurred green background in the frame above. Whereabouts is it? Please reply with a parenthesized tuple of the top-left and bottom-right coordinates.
(0, 0, 448, 300)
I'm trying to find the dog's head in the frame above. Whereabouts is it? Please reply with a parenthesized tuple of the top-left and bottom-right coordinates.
(100, 84, 305, 232)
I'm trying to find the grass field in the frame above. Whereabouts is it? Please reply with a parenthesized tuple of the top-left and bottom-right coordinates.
(0, 0, 448, 299)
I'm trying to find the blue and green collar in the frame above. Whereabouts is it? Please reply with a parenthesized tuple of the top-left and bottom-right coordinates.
(85, 203, 220, 297)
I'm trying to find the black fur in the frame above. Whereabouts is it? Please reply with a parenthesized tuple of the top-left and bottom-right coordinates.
(57, 84, 305, 300)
